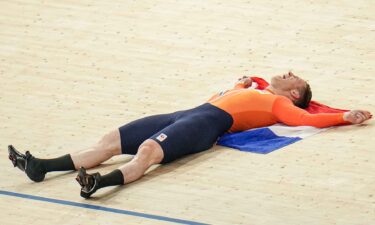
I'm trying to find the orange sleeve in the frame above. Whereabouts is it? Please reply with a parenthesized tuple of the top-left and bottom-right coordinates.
(272, 97, 349, 128)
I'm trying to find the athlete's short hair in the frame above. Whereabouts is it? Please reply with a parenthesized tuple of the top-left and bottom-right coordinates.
(295, 83, 312, 109)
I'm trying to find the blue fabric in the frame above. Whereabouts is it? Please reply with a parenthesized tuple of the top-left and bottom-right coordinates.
(119, 103, 233, 163)
(217, 127, 302, 154)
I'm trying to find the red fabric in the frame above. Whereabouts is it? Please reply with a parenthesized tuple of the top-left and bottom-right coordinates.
(250, 77, 349, 114)
(251, 77, 269, 90)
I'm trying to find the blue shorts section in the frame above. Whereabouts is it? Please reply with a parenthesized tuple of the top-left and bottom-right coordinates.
(119, 103, 233, 163)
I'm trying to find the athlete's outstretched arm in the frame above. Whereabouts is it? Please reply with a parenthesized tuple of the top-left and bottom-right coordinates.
(273, 97, 372, 128)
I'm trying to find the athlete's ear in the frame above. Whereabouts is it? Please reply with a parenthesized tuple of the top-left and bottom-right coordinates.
(290, 89, 301, 100)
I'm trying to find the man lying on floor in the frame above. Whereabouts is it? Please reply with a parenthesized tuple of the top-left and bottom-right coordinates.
(8, 72, 372, 198)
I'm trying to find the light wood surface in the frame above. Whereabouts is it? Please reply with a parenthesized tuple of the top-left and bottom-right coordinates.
(0, 0, 374, 224)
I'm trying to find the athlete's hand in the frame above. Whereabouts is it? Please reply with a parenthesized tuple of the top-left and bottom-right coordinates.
(343, 110, 372, 124)
(237, 76, 252, 88)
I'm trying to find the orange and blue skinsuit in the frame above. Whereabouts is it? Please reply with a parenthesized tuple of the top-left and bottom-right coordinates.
(208, 82, 348, 133)
(119, 81, 348, 164)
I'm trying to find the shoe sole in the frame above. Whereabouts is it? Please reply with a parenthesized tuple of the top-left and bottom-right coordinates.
(9, 145, 46, 182)
(76, 167, 98, 199)
(8, 145, 26, 171)
(76, 167, 87, 188)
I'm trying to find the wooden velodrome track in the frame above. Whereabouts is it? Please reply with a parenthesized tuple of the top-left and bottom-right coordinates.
(0, 0, 374, 224)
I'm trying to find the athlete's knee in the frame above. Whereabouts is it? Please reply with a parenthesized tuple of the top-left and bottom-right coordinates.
(135, 139, 164, 166)
(96, 129, 121, 156)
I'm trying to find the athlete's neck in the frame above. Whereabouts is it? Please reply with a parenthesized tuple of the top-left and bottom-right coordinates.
(266, 85, 294, 102)
(265, 86, 276, 94)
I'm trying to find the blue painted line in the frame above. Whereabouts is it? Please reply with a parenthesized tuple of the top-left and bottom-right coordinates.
(0, 190, 208, 225)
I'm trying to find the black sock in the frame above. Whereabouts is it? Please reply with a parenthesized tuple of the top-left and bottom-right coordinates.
(36, 154, 76, 172)
(98, 169, 124, 189)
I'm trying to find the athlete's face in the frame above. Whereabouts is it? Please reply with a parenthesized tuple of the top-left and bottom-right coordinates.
(271, 71, 306, 91)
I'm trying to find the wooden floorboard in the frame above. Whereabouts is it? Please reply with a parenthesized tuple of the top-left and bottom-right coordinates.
(0, 0, 374, 224)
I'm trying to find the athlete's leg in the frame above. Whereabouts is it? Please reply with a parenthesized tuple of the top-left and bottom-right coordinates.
(72, 111, 176, 169)
(9, 111, 176, 183)
(51, 112, 174, 171)
(71, 129, 121, 169)
(8, 129, 122, 182)
(76, 139, 164, 198)
(118, 139, 163, 184)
